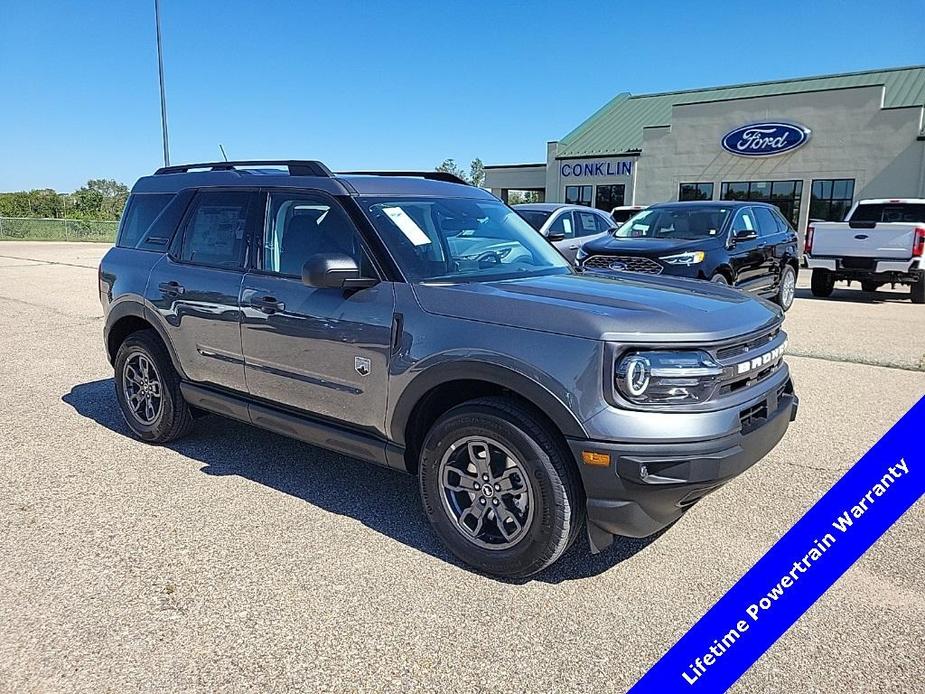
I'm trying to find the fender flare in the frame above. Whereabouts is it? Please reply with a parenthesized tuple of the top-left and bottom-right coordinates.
(389, 360, 588, 445)
(105, 299, 188, 379)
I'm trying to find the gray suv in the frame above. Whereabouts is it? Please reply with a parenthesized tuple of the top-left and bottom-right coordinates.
(100, 160, 798, 578)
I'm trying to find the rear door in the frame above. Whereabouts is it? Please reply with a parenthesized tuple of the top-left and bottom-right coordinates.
(239, 190, 394, 433)
(146, 189, 258, 392)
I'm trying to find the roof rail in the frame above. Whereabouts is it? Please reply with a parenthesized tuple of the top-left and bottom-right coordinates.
(154, 160, 333, 177)
(338, 170, 470, 186)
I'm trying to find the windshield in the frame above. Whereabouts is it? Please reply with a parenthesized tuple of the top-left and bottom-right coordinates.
(361, 197, 572, 282)
(516, 209, 551, 231)
(614, 206, 732, 240)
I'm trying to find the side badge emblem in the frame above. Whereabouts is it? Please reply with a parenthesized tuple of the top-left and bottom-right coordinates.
(355, 357, 371, 376)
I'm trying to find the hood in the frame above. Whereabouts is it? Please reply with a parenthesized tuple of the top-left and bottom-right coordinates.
(582, 234, 721, 257)
(412, 272, 781, 343)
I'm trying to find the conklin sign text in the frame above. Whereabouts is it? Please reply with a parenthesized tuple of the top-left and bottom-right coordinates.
(560, 160, 633, 177)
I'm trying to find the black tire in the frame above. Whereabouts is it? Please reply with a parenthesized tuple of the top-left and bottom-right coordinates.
(861, 281, 880, 293)
(114, 329, 193, 443)
(810, 269, 834, 297)
(710, 273, 729, 285)
(774, 264, 797, 311)
(418, 396, 584, 578)
(912, 271, 925, 304)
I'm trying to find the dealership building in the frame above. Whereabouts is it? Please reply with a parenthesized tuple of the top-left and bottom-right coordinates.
(484, 66, 925, 232)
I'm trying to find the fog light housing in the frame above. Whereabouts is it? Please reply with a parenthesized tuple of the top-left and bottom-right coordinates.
(615, 350, 724, 404)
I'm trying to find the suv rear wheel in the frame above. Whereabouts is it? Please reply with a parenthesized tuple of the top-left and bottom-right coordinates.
(810, 269, 835, 297)
(114, 329, 193, 443)
(418, 396, 583, 578)
(775, 265, 796, 311)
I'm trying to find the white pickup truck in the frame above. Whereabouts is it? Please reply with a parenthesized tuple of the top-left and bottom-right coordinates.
(805, 198, 925, 303)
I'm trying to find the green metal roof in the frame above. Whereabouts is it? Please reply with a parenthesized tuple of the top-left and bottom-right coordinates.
(557, 66, 925, 158)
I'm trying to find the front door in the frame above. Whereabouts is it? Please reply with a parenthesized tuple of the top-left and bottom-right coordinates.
(727, 207, 767, 291)
(146, 189, 259, 392)
(240, 190, 394, 435)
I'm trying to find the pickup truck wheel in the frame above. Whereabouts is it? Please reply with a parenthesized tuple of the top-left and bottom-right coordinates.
(912, 271, 925, 304)
(861, 281, 880, 293)
(775, 265, 796, 311)
(810, 269, 834, 298)
(114, 329, 193, 443)
(418, 396, 583, 578)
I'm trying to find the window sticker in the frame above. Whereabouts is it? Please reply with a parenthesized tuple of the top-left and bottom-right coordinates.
(743, 214, 754, 230)
(383, 207, 431, 246)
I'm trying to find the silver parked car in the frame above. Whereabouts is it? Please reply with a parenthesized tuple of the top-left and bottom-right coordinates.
(514, 203, 616, 263)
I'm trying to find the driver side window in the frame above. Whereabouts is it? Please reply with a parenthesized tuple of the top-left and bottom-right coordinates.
(547, 212, 574, 238)
(731, 208, 757, 236)
(263, 193, 373, 277)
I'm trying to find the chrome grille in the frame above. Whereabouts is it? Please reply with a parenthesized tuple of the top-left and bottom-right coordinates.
(583, 255, 663, 275)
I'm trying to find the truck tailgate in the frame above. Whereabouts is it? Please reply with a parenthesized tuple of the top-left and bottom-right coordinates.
(811, 222, 916, 259)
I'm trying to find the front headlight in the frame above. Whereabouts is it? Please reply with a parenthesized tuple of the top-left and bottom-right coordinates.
(660, 250, 705, 265)
(615, 350, 723, 404)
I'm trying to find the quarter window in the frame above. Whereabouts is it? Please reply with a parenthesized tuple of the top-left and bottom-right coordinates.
(594, 184, 625, 212)
(721, 180, 803, 227)
(263, 193, 371, 277)
(565, 185, 592, 207)
(178, 191, 254, 268)
(678, 182, 714, 201)
(810, 179, 855, 222)
(117, 193, 174, 248)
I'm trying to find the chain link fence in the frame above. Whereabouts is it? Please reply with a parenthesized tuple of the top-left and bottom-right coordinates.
(0, 217, 118, 243)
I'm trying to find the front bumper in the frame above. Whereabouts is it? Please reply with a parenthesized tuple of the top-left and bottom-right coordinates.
(567, 383, 798, 552)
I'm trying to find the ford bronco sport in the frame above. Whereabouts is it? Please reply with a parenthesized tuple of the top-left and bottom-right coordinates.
(100, 160, 798, 578)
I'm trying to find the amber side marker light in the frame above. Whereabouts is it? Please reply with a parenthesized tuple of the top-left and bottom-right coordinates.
(581, 451, 611, 466)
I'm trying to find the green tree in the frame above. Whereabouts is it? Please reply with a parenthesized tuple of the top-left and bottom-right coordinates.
(435, 157, 486, 188)
(70, 179, 129, 220)
(468, 158, 484, 188)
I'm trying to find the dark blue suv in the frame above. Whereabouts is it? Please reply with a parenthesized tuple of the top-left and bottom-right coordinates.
(577, 201, 800, 310)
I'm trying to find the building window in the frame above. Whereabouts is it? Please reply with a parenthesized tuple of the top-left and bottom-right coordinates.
(721, 180, 803, 227)
(565, 185, 592, 207)
(810, 179, 855, 222)
(679, 182, 714, 201)
(594, 184, 625, 212)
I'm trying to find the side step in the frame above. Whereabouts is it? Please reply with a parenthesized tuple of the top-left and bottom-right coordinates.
(179, 382, 407, 471)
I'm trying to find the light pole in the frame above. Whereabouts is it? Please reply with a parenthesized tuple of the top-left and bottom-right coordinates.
(154, 0, 170, 166)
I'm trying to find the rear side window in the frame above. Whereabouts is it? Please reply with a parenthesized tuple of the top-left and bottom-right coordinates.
(850, 203, 925, 223)
(117, 194, 174, 248)
(178, 190, 255, 269)
(753, 207, 779, 237)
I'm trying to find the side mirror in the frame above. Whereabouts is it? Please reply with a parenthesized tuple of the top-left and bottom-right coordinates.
(546, 232, 566, 242)
(732, 228, 758, 243)
(302, 253, 377, 290)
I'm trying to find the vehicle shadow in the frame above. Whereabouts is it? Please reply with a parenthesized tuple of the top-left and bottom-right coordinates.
(62, 379, 657, 584)
(793, 287, 911, 305)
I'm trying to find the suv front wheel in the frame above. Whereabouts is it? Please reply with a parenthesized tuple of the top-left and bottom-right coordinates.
(114, 329, 193, 443)
(418, 396, 583, 578)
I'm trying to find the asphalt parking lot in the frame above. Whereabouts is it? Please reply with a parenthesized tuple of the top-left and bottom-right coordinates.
(0, 242, 922, 693)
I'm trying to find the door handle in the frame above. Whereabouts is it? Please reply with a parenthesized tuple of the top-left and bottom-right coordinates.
(158, 281, 185, 295)
(250, 295, 285, 313)
(568, 244, 580, 250)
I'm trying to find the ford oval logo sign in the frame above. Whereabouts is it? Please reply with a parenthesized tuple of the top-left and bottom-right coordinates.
(722, 122, 810, 157)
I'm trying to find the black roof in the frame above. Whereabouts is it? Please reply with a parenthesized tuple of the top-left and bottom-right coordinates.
(133, 160, 495, 200)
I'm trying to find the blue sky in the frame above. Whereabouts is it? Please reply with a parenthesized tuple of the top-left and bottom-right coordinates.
(1, 0, 922, 192)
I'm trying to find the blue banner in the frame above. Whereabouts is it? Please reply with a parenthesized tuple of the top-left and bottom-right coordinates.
(629, 396, 925, 693)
